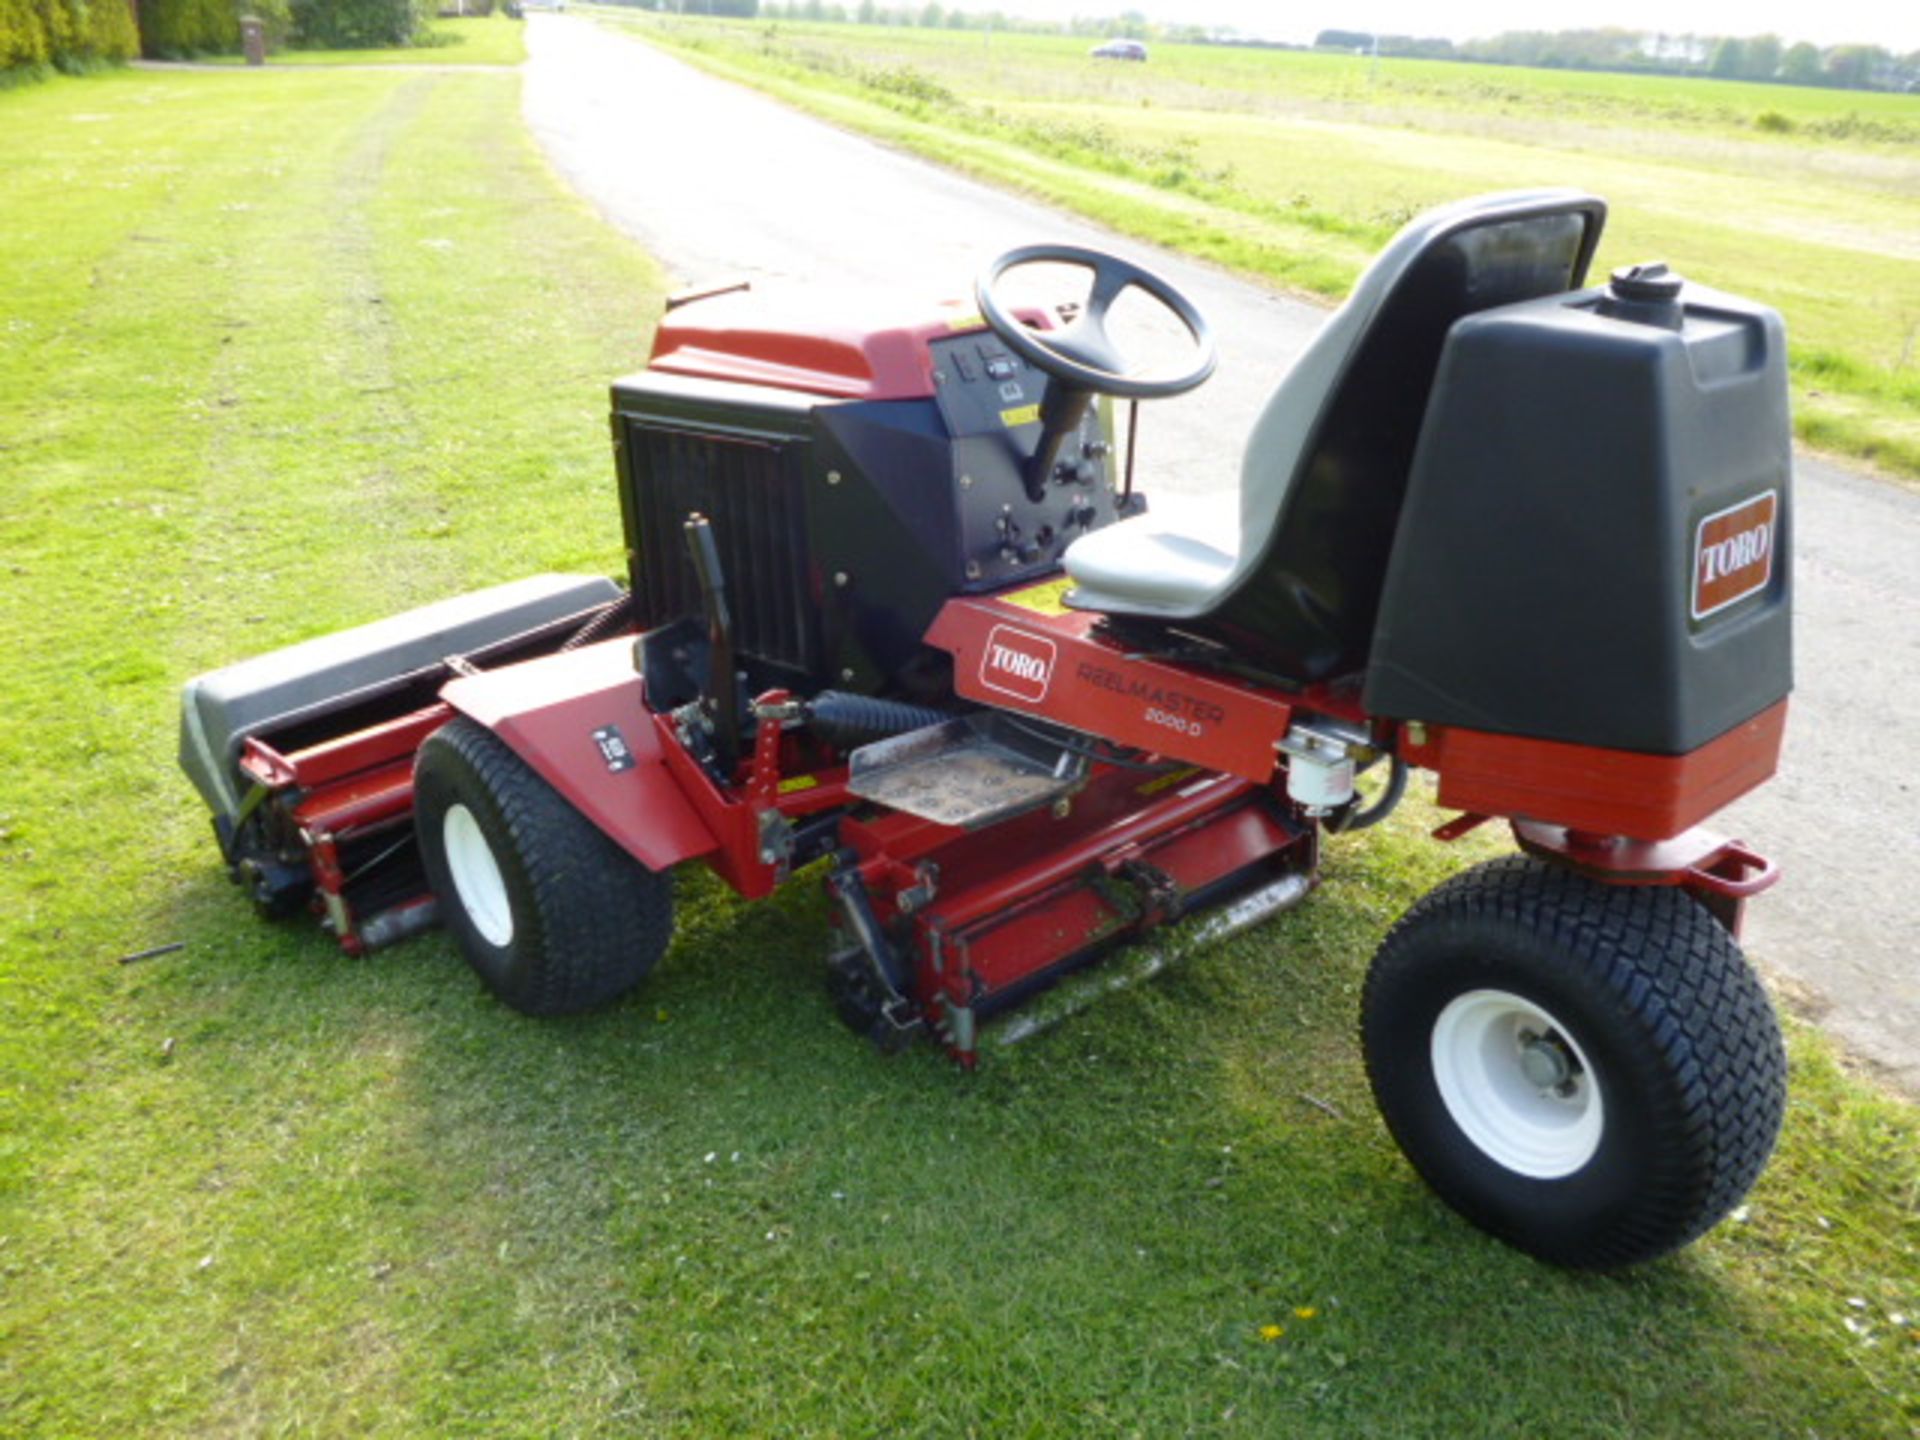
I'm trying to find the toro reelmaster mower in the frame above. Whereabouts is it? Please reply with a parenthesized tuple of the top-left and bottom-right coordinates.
(180, 191, 1793, 1268)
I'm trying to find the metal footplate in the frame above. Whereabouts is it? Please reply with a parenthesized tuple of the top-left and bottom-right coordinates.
(846, 713, 1089, 829)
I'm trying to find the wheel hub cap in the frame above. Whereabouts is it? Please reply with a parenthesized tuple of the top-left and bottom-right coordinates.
(1517, 1032, 1574, 1091)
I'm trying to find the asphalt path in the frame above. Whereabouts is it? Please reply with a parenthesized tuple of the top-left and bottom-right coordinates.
(521, 15, 1920, 1091)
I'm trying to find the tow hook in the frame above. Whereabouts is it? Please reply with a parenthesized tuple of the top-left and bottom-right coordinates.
(1518, 1028, 1582, 1097)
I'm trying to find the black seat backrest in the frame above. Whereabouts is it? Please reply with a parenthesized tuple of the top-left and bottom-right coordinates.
(1199, 191, 1606, 682)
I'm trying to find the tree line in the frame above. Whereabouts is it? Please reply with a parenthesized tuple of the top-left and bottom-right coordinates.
(1311, 27, 1915, 93)
(616, 2, 1192, 39)
(608, 5, 1920, 92)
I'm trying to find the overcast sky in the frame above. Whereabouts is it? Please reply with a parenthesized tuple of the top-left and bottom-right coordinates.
(941, 1, 1920, 52)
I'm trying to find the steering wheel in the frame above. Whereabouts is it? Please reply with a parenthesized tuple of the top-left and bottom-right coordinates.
(974, 243, 1217, 400)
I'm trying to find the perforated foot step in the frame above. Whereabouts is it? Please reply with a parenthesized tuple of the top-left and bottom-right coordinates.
(847, 713, 1088, 829)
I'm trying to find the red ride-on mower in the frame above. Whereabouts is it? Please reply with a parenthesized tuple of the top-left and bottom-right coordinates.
(180, 191, 1793, 1268)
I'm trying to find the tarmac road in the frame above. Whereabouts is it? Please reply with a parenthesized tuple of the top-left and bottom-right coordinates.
(520, 15, 1920, 1092)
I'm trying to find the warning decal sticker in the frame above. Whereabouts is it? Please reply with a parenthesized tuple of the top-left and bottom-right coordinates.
(998, 577, 1076, 617)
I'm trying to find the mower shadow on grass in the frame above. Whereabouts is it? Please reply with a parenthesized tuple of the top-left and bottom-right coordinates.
(137, 850, 1880, 1434)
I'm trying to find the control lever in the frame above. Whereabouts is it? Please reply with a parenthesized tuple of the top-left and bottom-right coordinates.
(1022, 385, 1094, 503)
(683, 513, 742, 774)
(995, 507, 1042, 565)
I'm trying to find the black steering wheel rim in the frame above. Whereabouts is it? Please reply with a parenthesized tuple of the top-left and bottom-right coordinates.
(974, 243, 1217, 400)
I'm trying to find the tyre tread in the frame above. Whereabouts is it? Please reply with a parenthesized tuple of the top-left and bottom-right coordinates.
(1364, 855, 1786, 1267)
(417, 718, 672, 1016)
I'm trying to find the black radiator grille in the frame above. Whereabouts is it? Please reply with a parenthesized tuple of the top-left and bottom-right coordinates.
(626, 423, 819, 676)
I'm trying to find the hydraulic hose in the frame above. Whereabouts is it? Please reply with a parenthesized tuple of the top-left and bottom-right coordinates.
(805, 692, 954, 747)
(559, 591, 634, 652)
(1336, 755, 1408, 832)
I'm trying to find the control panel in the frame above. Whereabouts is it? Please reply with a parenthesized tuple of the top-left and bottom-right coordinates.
(927, 333, 1138, 587)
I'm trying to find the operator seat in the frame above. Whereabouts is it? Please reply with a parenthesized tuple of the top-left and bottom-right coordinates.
(1062, 189, 1607, 683)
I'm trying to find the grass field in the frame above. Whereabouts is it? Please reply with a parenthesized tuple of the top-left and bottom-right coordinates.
(4, 57, 1920, 1438)
(203, 13, 528, 66)
(595, 12, 1920, 481)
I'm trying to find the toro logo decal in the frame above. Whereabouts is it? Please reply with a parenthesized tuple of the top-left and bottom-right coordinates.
(1692, 490, 1779, 621)
(980, 625, 1056, 703)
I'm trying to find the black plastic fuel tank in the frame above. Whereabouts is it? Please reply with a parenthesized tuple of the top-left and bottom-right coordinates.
(1363, 268, 1791, 756)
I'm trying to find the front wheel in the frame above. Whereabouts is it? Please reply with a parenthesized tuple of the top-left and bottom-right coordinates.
(415, 718, 672, 1016)
(1362, 855, 1786, 1268)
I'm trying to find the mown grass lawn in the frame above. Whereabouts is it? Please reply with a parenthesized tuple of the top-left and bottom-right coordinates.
(3, 60, 1920, 1438)
(600, 12, 1920, 483)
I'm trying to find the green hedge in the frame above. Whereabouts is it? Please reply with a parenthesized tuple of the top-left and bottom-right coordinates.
(3, 0, 433, 69)
(136, 0, 238, 56)
(288, 0, 426, 48)
(1, 0, 139, 71)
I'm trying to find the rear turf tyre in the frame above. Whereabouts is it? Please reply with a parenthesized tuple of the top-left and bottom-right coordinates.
(1361, 855, 1786, 1269)
(415, 717, 672, 1016)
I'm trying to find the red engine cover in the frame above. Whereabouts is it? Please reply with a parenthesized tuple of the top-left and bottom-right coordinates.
(647, 287, 1050, 401)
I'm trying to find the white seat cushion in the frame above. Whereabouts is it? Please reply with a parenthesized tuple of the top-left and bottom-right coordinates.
(1062, 492, 1240, 615)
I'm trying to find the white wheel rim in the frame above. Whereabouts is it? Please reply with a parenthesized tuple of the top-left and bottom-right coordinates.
(443, 803, 514, 949)
(1430, 989, 1604, 1179)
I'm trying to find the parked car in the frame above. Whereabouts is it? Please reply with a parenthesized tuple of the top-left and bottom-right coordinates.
(1091, 39, 1148, 61)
